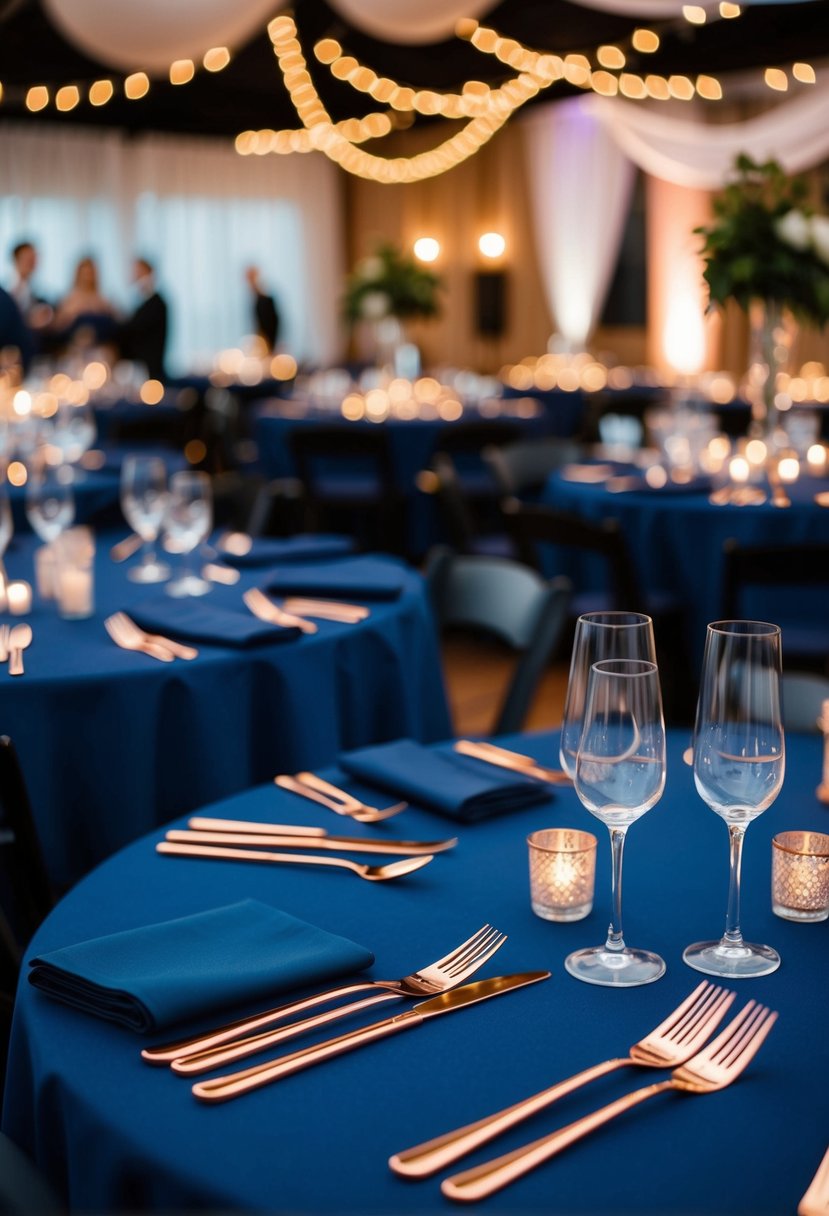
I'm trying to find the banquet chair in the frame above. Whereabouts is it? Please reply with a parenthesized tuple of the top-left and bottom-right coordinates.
(501, 500, 694, 720)
(426, 547, 572, 735)
(483, 438, 585, 498)
(720, 539, 829, 671)
(781, 672, 829, 732)
(289, 426, 407, 554)
(416, 453, 514, 557)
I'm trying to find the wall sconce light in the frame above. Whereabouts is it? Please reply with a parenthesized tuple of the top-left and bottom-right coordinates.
(413, 237, 440, 263)
(478, 231, 506, 259)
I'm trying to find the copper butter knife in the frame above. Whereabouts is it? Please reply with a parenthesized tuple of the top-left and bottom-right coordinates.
(192, 971, 550, 1103)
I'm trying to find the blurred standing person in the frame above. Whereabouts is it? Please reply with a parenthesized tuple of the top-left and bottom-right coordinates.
(9, 240, 54, 347)
(54, 254, 117, 347)
(0, 285, 33, 375)
(117, 257, 168, 381)
(244, 265, 280, 351)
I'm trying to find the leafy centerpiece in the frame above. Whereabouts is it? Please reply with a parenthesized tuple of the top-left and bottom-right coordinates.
(696, 154, 829, 432)
(344, 242, 441, 371)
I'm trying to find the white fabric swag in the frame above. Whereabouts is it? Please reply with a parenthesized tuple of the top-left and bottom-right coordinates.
(0, 123, 346, 372)
(521, 100, 636, 349)
(585, 81, 829, 189)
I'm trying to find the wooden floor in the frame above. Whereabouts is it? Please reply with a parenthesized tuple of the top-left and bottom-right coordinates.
(440, 634, 570, 738)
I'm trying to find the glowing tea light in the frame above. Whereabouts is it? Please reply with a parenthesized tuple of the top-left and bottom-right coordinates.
(527, 828, 597, 922)
(56, 565, 93, 619)
(728, 456, 750, 483)
(772, 831, 829, 922)
(745, 439, 767, 466)
(6, 581, 32, 615)
(807, 444, 828, 475)
(778, 456, 800, 483)
(645, 464, 669, 488)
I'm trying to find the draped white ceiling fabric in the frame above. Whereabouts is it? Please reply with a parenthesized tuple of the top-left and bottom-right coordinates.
(42, 0, 284, 74)
(584, 81, 829, 188)
(522, 100, 636, 348)
(325, 0, 498, 43)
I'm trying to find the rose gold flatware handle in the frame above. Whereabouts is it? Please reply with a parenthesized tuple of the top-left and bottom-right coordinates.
(165, 829, 452, 855)
(193, 1011, 417, 1101)
(142, 978, 395, 1064)
(454, 740, 571, 785)
(187, 816, 327, 836)
(274, 775, 361, 816)
(798, 1144, 829, 1216)
(172, 989, 404, 1074)
(293, 771, 363, 809)
(140, 631, 198, 660)
(389, 1057, 627, 1178)
(441, 1080, 672, 1202)
(155, 841, 432, 881)
(110, 533, 143, 562)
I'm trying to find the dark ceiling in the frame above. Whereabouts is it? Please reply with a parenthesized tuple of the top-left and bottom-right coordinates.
(0, 0, 828, 138)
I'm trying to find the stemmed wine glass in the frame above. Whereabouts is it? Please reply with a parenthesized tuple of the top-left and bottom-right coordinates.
(25, 459, 75, 544)
(560, 611, 657, 779)
(566, 658, 667, 987)
(164, 470, 212, 598)
(120, 456, 170, 583)
(683, 620, 784, 978)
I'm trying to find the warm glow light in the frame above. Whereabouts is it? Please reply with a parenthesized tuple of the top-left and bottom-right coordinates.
(793, 62, 816, 84)
(645, 75, 671, 100)
(478, 231, 506, 259)
(719, 2, 741, 14)
(184, 439, 207, 465)
(746, 439, 768, 465)
(591, 71, 619, 96)
(26, 86, 49, 112)
(413, 237, 440, 263)
(619, 74, 647, 99)
(170, 60, 195, 86)
(729, 456, 750, 483)
(125, 72, 150, 99)
(668, 75, 695, 100)
(55, 85, 80, 112)
(663, 295, 706, 375)
(597, 46, 625, 69)
(82, 361, 107, 390)
(7, 462, 26, 487)
(203, 47, 231, 72)
(765, 68, 788, 91)
(89, 80, 113, 106)
(270, 354, 298, 380)
(139, 379, 164, 405)
(632, 28, 660, 52)
(683, 5, 707, 23)
(12, 390, 31, 416)
(807, 443, 827, 470)
(778, 456, 800, 482)
(696, 75, 723, 100)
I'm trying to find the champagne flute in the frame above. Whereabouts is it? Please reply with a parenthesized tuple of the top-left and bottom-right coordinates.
(164, 470, 212, 597)
(683, 620, 783, 978)
(120, 456, 170, 584)
(560, 611, 657, 779)
(25, 460, 75, 544)
(566, 658, 667, 987)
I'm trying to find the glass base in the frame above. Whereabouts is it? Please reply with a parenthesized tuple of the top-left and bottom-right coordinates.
(773, 903, 828, 923)
(682, 939, 781, 978)
(166, 573, 210, 598)
(532, 899, 593, 923)
(565, 945, 666, 988)
(127, 560, 170, 584)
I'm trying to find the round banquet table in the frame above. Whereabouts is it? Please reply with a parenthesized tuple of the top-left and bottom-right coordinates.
(541, 464, 829, 663)
(0, 535, 450, 888)
(3, 730, 827, 1215)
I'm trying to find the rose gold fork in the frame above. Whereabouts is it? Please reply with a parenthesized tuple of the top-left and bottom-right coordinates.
(104, 615, 174, 662)
(275, 772, 407, 823)
(243, 587, 317, 635)
(390, 981, 734, 1178)
(799, 1145, 829, 1216)
(141, 924, 506, 1066)
(440, 1000, 777, 1203)
(110, 612, 198, 661)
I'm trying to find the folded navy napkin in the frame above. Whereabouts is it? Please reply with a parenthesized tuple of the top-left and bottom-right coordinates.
(28, 899, 374, 1032)
(219, 534, 354, 568)
(263, 556, 407, 601)
(131, 596, 300, 647)
(340, 738, 552, 823)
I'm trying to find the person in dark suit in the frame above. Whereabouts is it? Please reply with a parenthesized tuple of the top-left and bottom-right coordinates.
(0, 285, 33, 375)
(117, 257, 168, 380)
(245, 265, 280, 351)
(9, 240, 54, 352)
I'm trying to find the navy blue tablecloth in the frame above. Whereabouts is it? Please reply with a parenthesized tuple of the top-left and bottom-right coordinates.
(0, 537, 450, 887)
(3, 730, 826, 1214)
(542, 465, 829, 662)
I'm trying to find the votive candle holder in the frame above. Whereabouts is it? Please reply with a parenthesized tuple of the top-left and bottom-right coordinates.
(528, 828, 597, 923)
(772, 831, 829, 922)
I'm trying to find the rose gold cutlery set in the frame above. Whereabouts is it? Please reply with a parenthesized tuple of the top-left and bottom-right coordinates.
(0, 622, 33, 675)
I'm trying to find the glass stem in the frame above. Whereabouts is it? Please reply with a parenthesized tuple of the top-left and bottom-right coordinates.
(722, 823, 747, 947)
(141, 538, 154, 568)
(605, 826, 628, 953)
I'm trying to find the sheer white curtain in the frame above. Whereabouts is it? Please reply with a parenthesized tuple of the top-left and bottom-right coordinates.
(0, 123, 345, 373)
(521, 99, 636, 349)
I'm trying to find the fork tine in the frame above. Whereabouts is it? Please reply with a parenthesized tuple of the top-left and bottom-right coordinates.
(670, 985, 735, 1048)
(716, 1005, 778, 1072)
(430, 925, 496, 971)
(450, 933, 508, 979)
